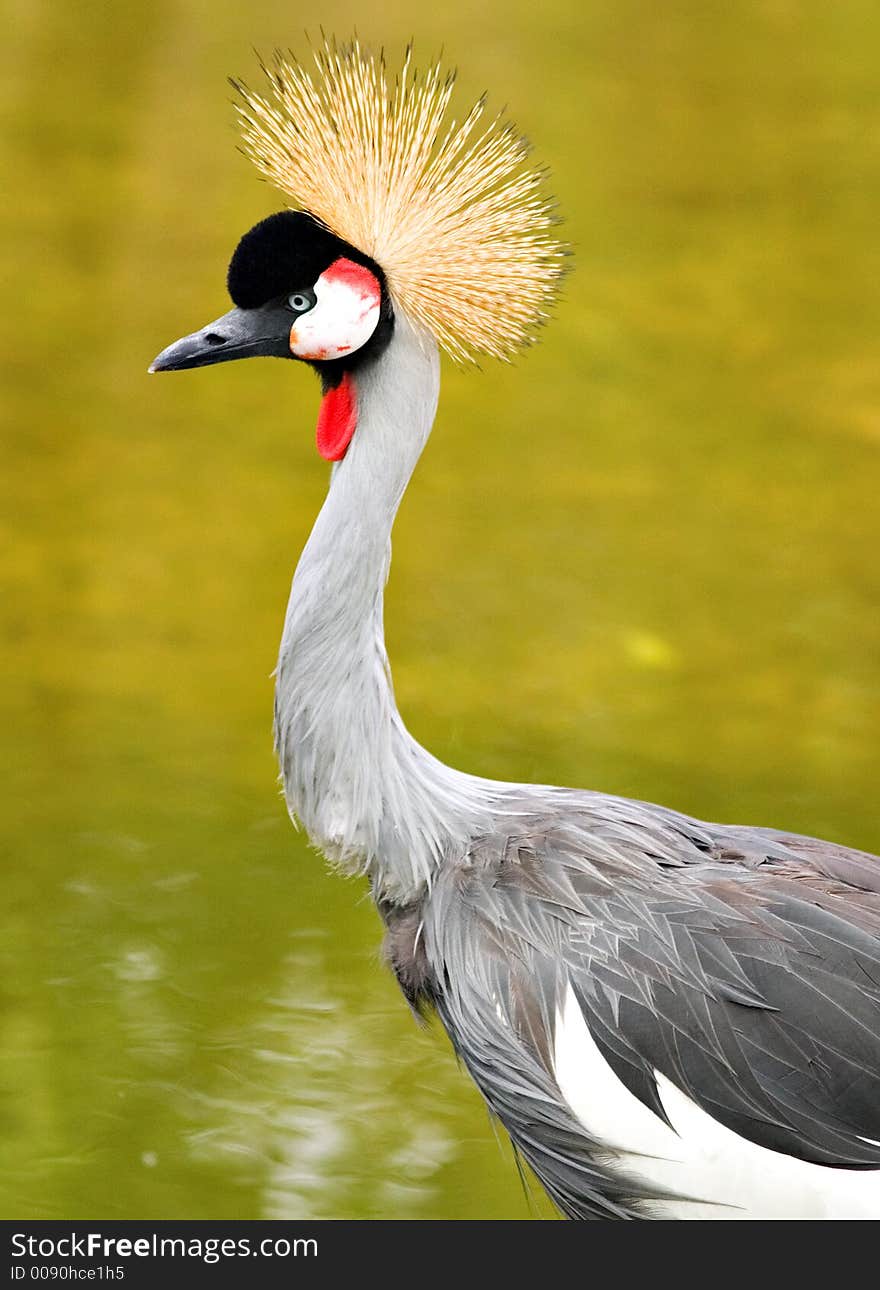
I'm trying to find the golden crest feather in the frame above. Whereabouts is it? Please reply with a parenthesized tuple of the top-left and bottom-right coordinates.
(232, 38, 566, 363)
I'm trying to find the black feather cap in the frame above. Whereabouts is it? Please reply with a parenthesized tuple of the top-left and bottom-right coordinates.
(227, 210, 386, 308)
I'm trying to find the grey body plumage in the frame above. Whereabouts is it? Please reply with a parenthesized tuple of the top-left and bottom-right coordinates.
(271, 315, 880, 1219)
(383, 793, 880, 1217)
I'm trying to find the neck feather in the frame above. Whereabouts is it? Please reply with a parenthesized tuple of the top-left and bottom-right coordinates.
(275, 312, 499, 902)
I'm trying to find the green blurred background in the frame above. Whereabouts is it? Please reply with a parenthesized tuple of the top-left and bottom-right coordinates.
(2, 0, 879, 1219)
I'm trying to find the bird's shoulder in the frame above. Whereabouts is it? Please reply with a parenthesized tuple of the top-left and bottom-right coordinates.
(440, 788, 880, 924)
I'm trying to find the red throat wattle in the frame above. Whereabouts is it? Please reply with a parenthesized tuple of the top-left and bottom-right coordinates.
(316, 373, 357, 461)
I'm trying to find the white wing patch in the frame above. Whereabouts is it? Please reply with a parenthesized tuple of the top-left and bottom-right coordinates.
(553, 980, 880, 1219)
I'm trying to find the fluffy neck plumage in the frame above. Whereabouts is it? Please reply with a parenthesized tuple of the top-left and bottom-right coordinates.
(274, 312, 499, 903)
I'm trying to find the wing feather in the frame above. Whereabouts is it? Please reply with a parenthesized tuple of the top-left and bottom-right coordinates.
(418, 796, 880, 1219)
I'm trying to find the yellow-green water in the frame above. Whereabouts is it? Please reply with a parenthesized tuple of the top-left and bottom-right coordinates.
(2, 0, 879, 1219)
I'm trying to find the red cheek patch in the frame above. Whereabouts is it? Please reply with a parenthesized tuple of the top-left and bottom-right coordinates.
(316, 372, 357, 461)
(323, 257, 381, 307)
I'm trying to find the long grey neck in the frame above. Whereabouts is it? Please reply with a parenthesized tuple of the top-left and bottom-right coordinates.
(274, 314, 501, 904)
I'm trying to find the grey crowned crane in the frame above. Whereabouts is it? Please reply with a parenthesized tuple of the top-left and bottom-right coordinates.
(151, 40, 880, 1219)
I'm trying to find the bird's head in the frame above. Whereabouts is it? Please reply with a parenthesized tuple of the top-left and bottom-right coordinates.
(150, 39, 565, 461)
(150, 211, 394, 458)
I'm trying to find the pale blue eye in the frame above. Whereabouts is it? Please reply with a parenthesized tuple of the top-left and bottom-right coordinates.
(288, 291, 315, 314)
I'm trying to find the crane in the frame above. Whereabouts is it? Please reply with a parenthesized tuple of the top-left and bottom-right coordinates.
(150, 39, 880, 1218)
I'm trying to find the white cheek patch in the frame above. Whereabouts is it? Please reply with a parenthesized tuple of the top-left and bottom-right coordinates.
(290, 257, 381, 361)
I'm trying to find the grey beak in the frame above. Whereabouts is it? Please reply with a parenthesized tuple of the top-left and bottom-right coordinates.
(149, 304, 293, 372)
